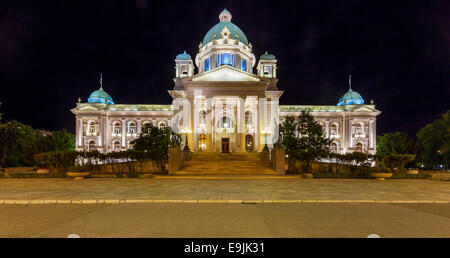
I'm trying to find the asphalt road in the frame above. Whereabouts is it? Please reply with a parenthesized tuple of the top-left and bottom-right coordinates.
(0, 203, 449, 238)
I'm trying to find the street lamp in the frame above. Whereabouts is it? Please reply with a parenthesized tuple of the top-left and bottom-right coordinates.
(261, 127, 272, 150)
(180, 127, 192, 151)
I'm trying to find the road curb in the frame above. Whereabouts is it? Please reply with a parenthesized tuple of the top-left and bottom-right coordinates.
(153, 176, 302, 179)
(0, 199, 449, 205)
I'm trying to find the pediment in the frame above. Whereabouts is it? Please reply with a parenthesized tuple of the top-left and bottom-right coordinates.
(352, 106, 375, 112)
(191, 66, 260, 82)
(78, 105, 100, 111)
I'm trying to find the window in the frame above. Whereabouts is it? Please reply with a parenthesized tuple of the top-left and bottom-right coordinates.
(113, 122, 121, 135)
(113, 141, 121, 152)
(89, 122, 96, 134)
(264, 65, 271, 75)
(220, 53, 231, 66)
(356, 143, 363, 152)
(204, 58, 210, 71)
(245, 111, 252, 125)
(128, 122, 137, 134)
(198, 134, 206, 151)
(241, 59, 247, 71)
(181, 65, 188, 75)
(330, 123, 338, 136)
(88, 141, 96, 152)
(355, 123, 364, 135)
(217, 116, 233, 129)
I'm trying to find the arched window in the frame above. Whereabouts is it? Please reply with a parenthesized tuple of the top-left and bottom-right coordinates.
(113, 122, 121, 135)
(355, 123, 364, 136)
(204, 58, 210, 72)
(88, 140, 96, 152)
(241, 59, 247, 71)
(355, 142, 363, 152)
(245, 111, 252, 125)
(88, 121, 97, 135)
(217, 116, 233, 129)
(330, 123, 339, 136)
(113, 141, 121, 152)
(128, 122, 137, 134)
(330, 142, 338, 153)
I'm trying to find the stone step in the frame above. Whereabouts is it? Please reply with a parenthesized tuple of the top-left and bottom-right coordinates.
(179, 151, 275, 175)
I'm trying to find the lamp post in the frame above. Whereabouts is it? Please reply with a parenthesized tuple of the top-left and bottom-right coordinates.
(261, 128, 272, 150)
(180, 127, 192, 151)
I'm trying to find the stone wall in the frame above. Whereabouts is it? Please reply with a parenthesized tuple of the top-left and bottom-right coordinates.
(4, 167, 35, 173)
(94, 160, 163, 173)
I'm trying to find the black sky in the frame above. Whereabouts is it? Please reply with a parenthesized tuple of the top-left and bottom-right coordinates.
(0, 0, 449, 137)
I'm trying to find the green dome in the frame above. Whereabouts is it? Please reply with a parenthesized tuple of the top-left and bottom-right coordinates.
(337, 89, 364, 106)
(202, 9, 249, 46)
(176, 51, 191, 60)
(88, 87, 114, 104)
(260, 51, 275, 60)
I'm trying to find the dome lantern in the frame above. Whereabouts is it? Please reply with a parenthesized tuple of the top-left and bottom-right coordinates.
(219, 9, 232, 22)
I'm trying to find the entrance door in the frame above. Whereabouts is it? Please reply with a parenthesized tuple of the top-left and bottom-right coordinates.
(245, 135, 253, 152)
(221, 138, 230, 153)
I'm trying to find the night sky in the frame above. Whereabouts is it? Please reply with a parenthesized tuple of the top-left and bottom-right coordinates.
(0, 0, 449, 137)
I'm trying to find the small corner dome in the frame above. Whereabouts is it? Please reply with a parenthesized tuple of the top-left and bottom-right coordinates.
(337, 89, 365, 106)
(260, 51, 276, 60)
(176, 51, 191, 60)
(88, 88, 114, 104)
(202, 9, 249, 46)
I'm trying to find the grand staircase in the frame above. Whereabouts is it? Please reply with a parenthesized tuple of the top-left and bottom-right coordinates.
(176, 152, 280, 175)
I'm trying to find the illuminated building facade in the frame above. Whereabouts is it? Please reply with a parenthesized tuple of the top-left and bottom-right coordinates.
(71, 9, 381, 154)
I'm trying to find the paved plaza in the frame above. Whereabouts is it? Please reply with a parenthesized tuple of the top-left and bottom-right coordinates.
(0, 178, 449, 202)
(1, 203, 449, 237)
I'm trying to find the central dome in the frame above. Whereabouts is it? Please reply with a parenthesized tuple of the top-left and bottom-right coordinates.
(202, 9, 249, 46)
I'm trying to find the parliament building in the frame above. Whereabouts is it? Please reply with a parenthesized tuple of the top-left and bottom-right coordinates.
(71, 9, 381, 154)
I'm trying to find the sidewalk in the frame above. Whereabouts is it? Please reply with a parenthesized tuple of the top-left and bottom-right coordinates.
(0, 178, 449, 204)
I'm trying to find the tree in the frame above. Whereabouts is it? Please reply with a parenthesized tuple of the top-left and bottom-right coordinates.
(282, 110, 331, 173)
(130, 123, 180, 171)
(0, 121, 38, 167)
(39, 129, 76, 152)
(417, 111, 450, 169)
(377, 132, 416, 156)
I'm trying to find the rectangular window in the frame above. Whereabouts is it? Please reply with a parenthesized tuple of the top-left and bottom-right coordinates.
(220, 53, 231, 66)
(205, 58, 210, 71)
(241, 59, 247, 71)
(264, 65, 271, 75)
(231, 54, 234, 66)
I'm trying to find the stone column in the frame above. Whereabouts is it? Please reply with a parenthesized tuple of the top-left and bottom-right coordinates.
(76, 116, 82, 148)
(349, 118, 354, 148)
(121, 118, 126, 148)
(325, 120, 330, 139)
(137, 119, 142, 135)
(372, 119, 377, 152)
(98, 116, 103, 149)
(369, 119, 374, 149)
